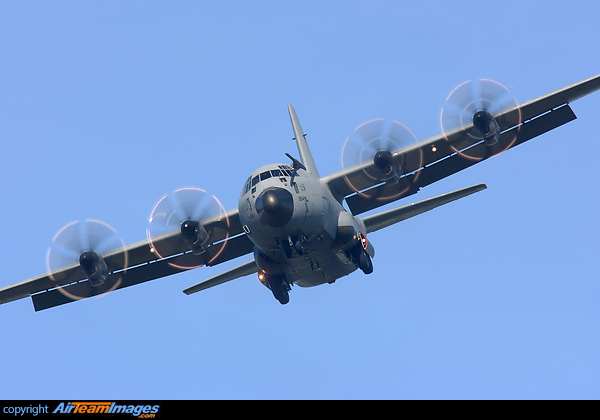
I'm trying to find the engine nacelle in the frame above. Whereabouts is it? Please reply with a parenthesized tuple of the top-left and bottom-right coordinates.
(181, 219, 210, 255)
(472, 110, 500, 146)
(373, 150, 394, 176)
(79, 251, 109, 287)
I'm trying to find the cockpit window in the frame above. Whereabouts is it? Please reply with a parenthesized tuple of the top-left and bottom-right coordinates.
(243, 177, 251, 194)
(242, 166, 298, 196)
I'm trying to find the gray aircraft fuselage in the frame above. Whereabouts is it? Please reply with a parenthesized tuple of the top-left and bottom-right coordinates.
(238, 163, 369, 288)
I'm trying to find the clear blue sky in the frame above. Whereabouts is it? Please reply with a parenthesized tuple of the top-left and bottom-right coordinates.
(1, 1, 599, 399)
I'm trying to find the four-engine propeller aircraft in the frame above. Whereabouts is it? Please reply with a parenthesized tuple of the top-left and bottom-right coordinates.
(2, 74, 600, 310)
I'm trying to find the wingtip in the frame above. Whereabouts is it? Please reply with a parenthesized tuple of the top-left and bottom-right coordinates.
(182, 285, 197, 295)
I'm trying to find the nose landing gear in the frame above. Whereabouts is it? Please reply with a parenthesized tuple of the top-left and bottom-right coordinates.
(280, 235, 305, 259)
(291, 235, 304, 256)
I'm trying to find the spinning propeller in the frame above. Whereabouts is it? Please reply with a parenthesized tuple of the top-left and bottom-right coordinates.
(340, 118, 417, 172)
(45, 219, 128, 301)
(340, 118, 422, 199)
(146, 186, 230, 269)
(439, 78, 522, 161)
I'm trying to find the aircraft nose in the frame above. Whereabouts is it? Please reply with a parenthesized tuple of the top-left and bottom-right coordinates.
(255, 187, 294, 227)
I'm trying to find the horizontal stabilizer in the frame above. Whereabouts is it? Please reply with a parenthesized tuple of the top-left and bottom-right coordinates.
(362, 184, 487, 233)
(183, 260, 257, 295)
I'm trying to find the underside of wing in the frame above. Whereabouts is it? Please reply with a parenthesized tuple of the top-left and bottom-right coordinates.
(324, 74, 600, 215)
(0, 208, 253, 311)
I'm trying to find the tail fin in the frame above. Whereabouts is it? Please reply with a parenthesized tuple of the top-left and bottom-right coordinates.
(287, 103, 320, 178)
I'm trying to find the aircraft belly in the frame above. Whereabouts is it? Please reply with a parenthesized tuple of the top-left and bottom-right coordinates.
(284, 237, 357, 287)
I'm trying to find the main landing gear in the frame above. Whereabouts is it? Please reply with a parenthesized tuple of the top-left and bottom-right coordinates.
(350, 241, 373, 275)
(265, 274, 290, 305)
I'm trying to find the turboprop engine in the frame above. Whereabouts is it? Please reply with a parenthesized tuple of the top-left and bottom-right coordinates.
(180, 219, 210, 255)
(472, 110, 500, 146)
(45, 219, 128, 300)
(79, 251, 109, 287)
(147, 186, 231, 269)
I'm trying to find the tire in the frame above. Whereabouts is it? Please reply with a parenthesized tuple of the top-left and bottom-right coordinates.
(267, 276, 290, 304)
(359, 251, 373, 274)
(351, 242, 373, 274)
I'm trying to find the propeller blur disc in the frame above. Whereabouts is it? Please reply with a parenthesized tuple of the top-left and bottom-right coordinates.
(340, 118, 422, 200)
(146, 186, 230, 269)
(439, 78, 522, 161)
(340, 118, 418, 170)
(45, 219, 128, 301)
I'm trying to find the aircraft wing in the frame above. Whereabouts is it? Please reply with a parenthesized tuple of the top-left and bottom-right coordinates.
(323, 74, 600, 215)
(0, 208, 254, 311)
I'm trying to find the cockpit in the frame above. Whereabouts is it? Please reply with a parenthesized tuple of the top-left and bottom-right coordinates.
(241, 164, 297, 197)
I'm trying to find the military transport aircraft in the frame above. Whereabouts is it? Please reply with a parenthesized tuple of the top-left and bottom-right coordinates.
(1, 74, 600, 310)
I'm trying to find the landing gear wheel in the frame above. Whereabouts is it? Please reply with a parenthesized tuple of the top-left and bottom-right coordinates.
(267, 275, 290, 305)
(359, 251, 373, 274)
(351, 242, 373, 275)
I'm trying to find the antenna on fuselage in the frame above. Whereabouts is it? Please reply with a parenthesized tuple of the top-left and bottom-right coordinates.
(285, 152, 306, 185)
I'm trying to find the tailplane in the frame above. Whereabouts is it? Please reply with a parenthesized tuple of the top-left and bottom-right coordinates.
(361, 184, 487, 233)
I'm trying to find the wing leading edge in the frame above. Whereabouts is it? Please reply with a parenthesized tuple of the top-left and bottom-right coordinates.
(0, 208, 253, 311)
(361, 184, 487, 233)
(2, 74, 599, 311)
(324, 74, 600, 215)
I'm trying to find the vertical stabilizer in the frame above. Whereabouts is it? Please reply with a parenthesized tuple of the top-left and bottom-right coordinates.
(287, 103, 320, 178)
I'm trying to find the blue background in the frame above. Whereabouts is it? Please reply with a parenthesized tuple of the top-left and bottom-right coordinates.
(1, 1, 598, 399)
